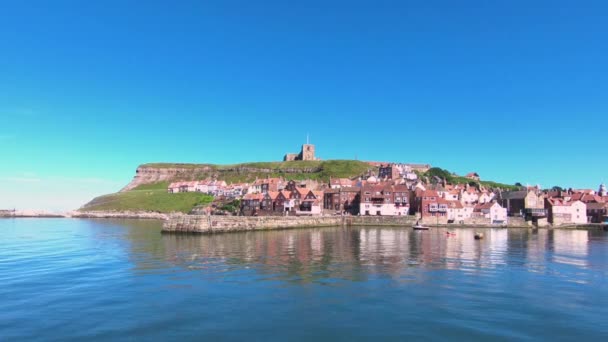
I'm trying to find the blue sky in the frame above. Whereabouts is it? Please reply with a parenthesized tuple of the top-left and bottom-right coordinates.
(1, 0, 606, 211)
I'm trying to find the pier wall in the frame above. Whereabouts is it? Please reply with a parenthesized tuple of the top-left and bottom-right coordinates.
(162, 215, 344, 233)
(162, 215, 530, 233)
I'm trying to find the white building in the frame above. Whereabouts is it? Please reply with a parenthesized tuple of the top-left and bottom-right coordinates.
(547, 199, 587, 225)
(474, 202, 508, 224)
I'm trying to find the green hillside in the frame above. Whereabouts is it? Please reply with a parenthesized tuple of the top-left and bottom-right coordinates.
(80, 188, 213, 213)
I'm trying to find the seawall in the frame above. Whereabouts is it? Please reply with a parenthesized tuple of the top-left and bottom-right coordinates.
(162, 215, 344, 233)
(70, 211, 170, 220)
(162, 215, 536, 234)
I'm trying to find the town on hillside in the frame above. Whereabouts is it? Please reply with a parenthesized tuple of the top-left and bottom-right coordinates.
(166, 142, 608, 226)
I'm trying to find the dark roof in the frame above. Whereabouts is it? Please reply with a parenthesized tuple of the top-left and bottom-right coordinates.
(585, 202, 606, 210)
(500, 191, 528, 200)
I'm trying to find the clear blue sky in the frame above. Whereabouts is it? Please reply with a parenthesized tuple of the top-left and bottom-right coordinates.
(1, 0, 606, 211)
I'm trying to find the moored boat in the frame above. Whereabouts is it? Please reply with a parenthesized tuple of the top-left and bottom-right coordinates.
(412, 220, 429, 230)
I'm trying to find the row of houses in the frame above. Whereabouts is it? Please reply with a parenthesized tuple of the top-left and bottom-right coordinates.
(241, 188, 324, 215)
(414, 189, 507, 224)
(166, 172, 608, 225)
(167, 180, 246, 198)
(497, 184, 608, 225)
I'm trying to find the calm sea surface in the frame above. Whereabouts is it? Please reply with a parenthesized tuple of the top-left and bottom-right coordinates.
(1, 219, 607, 341)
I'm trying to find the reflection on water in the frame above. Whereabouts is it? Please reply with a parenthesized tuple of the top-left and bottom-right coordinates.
(1, 219, 607, 340)
(159, 226, 601, 283)
(553, 229, 589, 268)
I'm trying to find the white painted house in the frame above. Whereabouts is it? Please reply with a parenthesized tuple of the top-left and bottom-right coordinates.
(547, 199, 587, 225)
(474, 202, 508, 224)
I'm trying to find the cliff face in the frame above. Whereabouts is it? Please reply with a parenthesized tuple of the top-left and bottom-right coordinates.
(121, 166, 214, 191)
(120, 164, 324, 191)
(119, 161, 374, 192)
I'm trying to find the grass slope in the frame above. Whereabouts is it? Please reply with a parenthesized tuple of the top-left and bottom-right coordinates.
(141, 160, 374, 183)
(81, 188, 213, 213)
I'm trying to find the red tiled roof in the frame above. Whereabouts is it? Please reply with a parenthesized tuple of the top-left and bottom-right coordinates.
(570, 193, 603, 203)
(474, 202, 494, 211)
(417, 190, 440, 198)
(267, 191, 280, 200)
(243, 193, 264, 200)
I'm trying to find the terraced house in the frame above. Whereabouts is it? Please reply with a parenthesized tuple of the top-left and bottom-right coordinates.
(359, 184, 410, 216)
(323, 187, 361, 214)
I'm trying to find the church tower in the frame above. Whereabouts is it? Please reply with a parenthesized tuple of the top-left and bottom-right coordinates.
(300, 144, 315, 161)
(599, 183, 607, 197)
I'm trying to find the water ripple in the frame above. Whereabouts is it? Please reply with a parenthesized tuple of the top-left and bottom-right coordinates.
(1, 219, 607, 340)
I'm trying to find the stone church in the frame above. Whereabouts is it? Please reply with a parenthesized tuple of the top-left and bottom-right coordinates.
(284, 143, 317, 161)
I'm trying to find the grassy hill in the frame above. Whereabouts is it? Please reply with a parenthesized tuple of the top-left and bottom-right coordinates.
(80, 183, 213, 213)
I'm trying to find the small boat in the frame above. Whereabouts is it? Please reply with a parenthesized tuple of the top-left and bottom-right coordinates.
(412, 221, 429, 230)
(474, 232, 484, 240)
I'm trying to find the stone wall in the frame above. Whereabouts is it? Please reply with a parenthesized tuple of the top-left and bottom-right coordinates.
(162, 213, 534, 234)
(71, 211, 169, 220)
(346, 215, 418, 227)
(162, 215, 343, 234)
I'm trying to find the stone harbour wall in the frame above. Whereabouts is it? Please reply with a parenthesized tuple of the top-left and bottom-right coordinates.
(162, 214, 543, 234)
(162, 215, 344, 234)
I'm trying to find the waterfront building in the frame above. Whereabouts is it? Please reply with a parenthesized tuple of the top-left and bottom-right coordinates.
(323, 187, 361, 214)
(446, 200, 469, 223)
(473, 202, 508, 224)
(585, 202, 608, 223)
(498, 189, 547, 223)
(299, 190, 323, 215)
(241, 193, 264, 215)
(546, 198, 587, 225)
(359, 184, 410, 216)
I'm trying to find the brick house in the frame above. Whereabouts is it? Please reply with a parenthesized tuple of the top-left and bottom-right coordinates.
(241, 193, 265, 215)
(359, 184, 410, 216)
(299, 190, 323, 215)
(414, 190, 444, 219)
(585, 202, 607, 223)
(323, 187, 361, 214)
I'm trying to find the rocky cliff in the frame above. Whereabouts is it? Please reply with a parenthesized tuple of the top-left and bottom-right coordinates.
(121, 165, 214, 191)
(120, 161, 373, 191)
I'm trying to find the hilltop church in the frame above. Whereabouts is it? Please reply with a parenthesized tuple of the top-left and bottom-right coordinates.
(284, 141, 318, 161)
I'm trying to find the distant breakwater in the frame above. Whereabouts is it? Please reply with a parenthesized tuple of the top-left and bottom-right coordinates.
(0, 211, 169, 220)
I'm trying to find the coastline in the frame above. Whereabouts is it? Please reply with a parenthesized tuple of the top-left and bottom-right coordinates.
(2, 211, 605, 233)
(0, 210, 173, 220)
